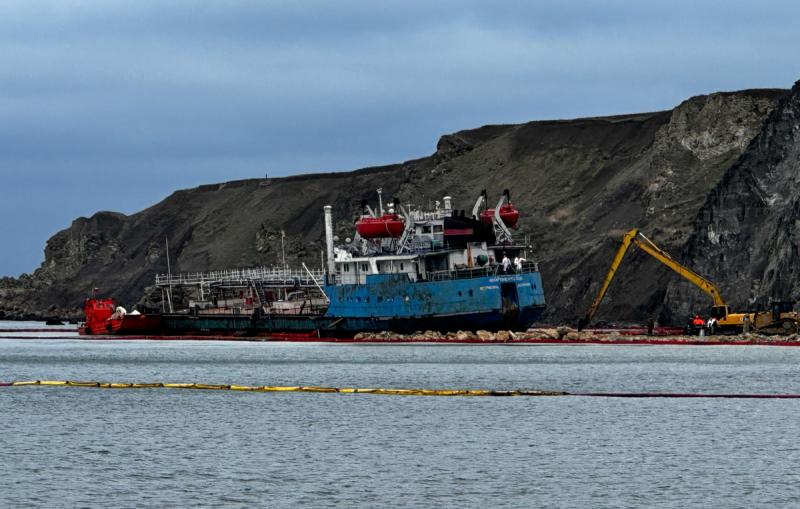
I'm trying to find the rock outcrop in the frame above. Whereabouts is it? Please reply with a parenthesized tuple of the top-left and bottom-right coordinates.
(664, 82, 800, 320)
(0, 86, 790, 323)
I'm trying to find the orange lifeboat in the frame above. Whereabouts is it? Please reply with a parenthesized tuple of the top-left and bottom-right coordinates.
(480, 204, 520, 228)
(355, 214, 405, 238)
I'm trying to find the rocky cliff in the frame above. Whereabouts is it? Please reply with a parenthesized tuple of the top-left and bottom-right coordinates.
(664, 81, 800, 320)
(0, 86, 788, 324)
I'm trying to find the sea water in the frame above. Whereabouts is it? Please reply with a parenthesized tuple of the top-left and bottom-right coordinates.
(2, 336, 800, 507)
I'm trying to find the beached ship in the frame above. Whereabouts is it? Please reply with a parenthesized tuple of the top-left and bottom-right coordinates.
(81, 190, 546, 336)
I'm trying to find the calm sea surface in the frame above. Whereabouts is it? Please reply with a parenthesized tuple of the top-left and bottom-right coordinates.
(2, 322, 800, 507)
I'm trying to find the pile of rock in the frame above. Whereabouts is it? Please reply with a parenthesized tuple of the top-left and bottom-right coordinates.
(352, 329, 522, 342)
(351, 327, 800, 344)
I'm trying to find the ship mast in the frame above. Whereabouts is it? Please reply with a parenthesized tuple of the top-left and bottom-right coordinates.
(165, 235, 174, 313)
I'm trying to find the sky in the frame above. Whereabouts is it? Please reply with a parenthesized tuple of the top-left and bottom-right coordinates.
(1, 0, 799, 276)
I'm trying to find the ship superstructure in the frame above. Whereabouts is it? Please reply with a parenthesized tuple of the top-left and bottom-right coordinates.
(321, 189, 546, 332)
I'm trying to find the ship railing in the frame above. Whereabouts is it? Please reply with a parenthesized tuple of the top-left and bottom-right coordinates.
(426, 261, 539, 282)
(394, 242, 535, 256)
(155, 266, 326, 288)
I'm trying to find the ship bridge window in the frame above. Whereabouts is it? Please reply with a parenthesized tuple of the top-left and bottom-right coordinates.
(400, 263, 404, 271)
(422, 225, 432, 234)
(433, 225, 443, 233)
(361, 263, 368, 271)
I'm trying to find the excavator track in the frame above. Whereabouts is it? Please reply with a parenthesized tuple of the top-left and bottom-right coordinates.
(754, 319, 800, 336)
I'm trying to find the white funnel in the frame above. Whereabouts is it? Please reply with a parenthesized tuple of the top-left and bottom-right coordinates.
(324, 205, 335, 274)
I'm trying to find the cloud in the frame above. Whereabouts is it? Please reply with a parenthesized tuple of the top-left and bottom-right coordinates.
(0, 0, 799, 275)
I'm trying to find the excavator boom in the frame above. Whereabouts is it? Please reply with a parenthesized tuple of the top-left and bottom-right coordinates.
(581, 229, 637, 328)
(580, 229, 727, 328)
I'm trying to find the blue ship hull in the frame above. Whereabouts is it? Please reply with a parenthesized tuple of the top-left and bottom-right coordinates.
(328, 306, 545, 334)
(322, 270, 546, 333)
(159, 270, 546, 336)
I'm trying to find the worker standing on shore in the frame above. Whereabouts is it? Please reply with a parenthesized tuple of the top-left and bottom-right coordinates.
(691, 314, 705, 335)
(706, 316, 718, 335)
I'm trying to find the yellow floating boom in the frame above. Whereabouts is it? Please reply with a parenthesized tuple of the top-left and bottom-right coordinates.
(3, 380, 565, 397)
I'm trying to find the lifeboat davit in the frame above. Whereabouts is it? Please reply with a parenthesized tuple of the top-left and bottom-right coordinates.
(480, 204, 520, 228)
(355, 214, 405, 238)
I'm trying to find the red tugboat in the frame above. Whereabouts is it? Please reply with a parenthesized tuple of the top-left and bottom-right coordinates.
(80, 296, 161, 335)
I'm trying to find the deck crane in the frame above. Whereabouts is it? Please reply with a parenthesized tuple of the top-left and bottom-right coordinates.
(579, 229, 800, 334)
(471, 189, 487, 219)
(490, 191, 515, 244)
(470, 189, 516, 244)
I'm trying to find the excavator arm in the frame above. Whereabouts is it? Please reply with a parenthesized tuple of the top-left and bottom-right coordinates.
(579, 229, 727, 329)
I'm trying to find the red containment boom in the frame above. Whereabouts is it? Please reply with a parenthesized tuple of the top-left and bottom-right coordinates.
(355, 214, 405, 238)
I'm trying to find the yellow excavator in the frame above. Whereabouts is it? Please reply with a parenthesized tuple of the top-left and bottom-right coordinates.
(579, 229, 800, 335)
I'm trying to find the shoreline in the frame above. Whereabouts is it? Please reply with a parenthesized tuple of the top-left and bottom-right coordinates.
(1, 331, 799, 346)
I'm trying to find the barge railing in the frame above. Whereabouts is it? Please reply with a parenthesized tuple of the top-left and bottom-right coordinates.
(156, 260, 539, 289)
(155, 266, 326, 289)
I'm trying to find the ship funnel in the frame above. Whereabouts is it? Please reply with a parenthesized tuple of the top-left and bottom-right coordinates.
(324, 205, 335, 274)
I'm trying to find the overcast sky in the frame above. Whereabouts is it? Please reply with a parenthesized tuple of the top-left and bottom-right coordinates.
(1, 0, 798, 276)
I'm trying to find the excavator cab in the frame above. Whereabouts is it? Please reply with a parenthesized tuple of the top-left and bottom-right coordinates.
(710, 305, 729, 319)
